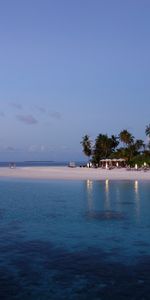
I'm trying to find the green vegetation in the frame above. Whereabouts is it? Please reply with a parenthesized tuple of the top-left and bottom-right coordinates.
(81, 125, 150, 167)
(145, 124, 150, 150)
(80, 134, 92, 158)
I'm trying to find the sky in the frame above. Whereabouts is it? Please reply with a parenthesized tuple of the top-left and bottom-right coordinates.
(0, 0, 150, 161)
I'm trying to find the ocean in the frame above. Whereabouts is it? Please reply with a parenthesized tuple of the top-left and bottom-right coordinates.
(0, 161, 85, 168)
(0, 179, 150, 299)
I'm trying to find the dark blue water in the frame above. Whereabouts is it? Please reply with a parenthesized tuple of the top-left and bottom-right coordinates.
(0, 179, 150, 299)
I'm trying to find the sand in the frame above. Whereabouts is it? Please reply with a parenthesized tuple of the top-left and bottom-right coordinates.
(0, 166, 149, 181)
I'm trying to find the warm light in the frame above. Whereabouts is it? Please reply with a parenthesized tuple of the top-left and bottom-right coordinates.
(105, 178, 110, 209)
(105, 178, 109, 184)
(86, 179, 93, 190)
(86, 179, 94, 211)
(134, 180, 138, 193)
(134, 180, 140, 221)
(105, 179, 109, 192)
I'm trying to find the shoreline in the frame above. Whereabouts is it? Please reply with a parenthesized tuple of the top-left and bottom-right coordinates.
(0, 166, 150, 181)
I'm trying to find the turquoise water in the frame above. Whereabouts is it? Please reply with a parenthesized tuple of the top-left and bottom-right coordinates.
(0, 179, 150, 299)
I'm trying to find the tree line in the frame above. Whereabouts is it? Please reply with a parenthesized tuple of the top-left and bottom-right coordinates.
(81, 124, 150, 166)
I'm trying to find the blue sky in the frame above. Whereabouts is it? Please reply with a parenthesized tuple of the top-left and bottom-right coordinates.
(0, 0, 150, 161)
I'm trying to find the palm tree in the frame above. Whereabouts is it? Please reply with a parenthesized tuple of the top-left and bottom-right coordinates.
(119, 130, 134, 147)
(134, 139, 145, 152)
(126, 139, 145, 161)
(145, 124, 150, 150)
(145, 124, 150, 138)
(111, 135, 119, 150)
(94, 134, 110, 159)
(80, 135, 92, 159)
(92, 134, 119, 165)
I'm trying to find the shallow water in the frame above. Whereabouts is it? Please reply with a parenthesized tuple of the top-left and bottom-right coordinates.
(0, 179, 150, 299)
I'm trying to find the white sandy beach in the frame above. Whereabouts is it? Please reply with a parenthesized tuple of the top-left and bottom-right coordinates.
(0, 166, 150, 181)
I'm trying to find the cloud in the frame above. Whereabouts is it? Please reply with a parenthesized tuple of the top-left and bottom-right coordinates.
(35, 106, 46, 114)
(40, 145, 46, 152)
(10, 102, 23, 110)
(5, 146, 15, 151)
(35, 107, 61, 119)
(0, 145, 18, 152)
(28, 144, 54, 153)
(28, 145, 46, 153)
(28, 145, 38, 152)
(49, 111, 62, 120)
(16, 114, 38, 125)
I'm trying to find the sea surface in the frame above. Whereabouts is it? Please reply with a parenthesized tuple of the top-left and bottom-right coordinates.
(0, 161, 84, 167)
(0, 179, 150, 299)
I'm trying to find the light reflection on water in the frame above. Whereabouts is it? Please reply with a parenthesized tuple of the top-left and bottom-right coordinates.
(86, 179, 141, 222)
(105, 179, 110, 210)
(86, 179, 94, 211)
(84, 177, 147, 261)
(0, 179, 150, 299)
(134, 180, 140, 221)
